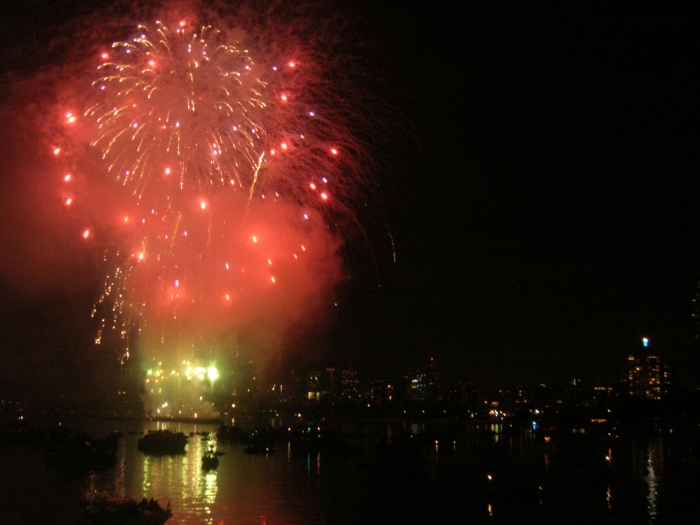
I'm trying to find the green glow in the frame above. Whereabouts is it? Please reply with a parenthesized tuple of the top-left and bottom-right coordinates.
(207, 365, 219, 382)
(147, 369, 152, 376)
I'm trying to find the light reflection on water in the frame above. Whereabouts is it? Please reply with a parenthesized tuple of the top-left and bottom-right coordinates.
(103, 423, 690, 524)
(3, 418, 698, 524)
(645, 441, 661, 524)
(81, 421, 331, 525)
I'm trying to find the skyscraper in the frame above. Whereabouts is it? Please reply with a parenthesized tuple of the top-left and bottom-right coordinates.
(627, 339, 674, 400)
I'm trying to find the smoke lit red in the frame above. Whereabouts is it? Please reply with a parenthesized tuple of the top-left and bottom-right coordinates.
(23, 10, 365, 389)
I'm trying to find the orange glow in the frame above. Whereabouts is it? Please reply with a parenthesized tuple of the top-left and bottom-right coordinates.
(124, 216, 129, 222)
(281, 94, 288, 101)
(200, 200, 207, 210)
(320, 192, 328, 200)
(101, 52, 109, 60)
(267, 259, 272, 265)
(270, 276, 276, 283)
(64, 174, 71, 181)
(65, 198, 72, 205)
(66, 113, 77, 123)
(82, 230, 90, 238)
(288, 62, 295, 68)
(149, 60, 156, 67)
(301, 245, 306, 251)
(164, 167, 171, 175)
(225, 294, 230, 301)
(281, 143, 287, 149)
(330, 148, 338, 155)
(309, 183, 316, 190)
(138, 252, 144, 260)
(252, 236, 258, 243)
(53, 148, 61, 155)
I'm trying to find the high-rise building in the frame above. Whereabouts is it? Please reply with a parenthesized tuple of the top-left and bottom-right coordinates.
(627, 339, 674, 400)
(341, 368, 360, 400)
(306, 370, 326, 401)
(404, 358, 444, 402)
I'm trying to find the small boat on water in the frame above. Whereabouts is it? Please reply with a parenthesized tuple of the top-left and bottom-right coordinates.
(80, 493, 172, 525)
(137, 430, 188, 456)
(202, 448, 219, 470)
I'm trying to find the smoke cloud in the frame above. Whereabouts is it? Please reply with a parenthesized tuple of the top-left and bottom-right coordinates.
(0, 0, 391, 412)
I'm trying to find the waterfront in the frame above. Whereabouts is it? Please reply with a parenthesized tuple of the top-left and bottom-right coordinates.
(1, 418, 699, 524)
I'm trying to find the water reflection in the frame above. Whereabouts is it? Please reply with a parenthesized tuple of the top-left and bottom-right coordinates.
(646, 441, 662, 523)
(75, 423, 227, 524)
(52, 420, 695, 525)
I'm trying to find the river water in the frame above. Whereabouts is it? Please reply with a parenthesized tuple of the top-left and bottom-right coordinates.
(1, 418, 698, 524)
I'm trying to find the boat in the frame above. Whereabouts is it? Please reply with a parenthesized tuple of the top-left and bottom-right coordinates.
(80, 493, 172, 525)
(202, 448, 219, 470)
(137, 430, 188, 456)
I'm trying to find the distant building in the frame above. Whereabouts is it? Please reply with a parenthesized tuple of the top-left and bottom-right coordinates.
(306, 370, 327, 401)
(341, 368, 360, 400)
(627, 352, 674, 400)
(404, 359, 444, 402)
(591, 384, 616, 411)
(370, 379, 394, 403)
(326, 368, 339, 398)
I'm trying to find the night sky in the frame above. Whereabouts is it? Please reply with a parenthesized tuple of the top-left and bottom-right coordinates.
(330, 2, 700, 387)
(1, 1, 698, 405)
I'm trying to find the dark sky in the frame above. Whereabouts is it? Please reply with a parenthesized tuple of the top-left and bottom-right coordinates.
(329, 2, 699, 387)
(1, 1, 699, 403)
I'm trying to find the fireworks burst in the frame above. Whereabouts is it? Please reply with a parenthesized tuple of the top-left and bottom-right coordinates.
(81, 13, 365, 212)
(2, 0, 396, 417)
(86, 21, 267, 196)
(75, 12, 357, 363)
